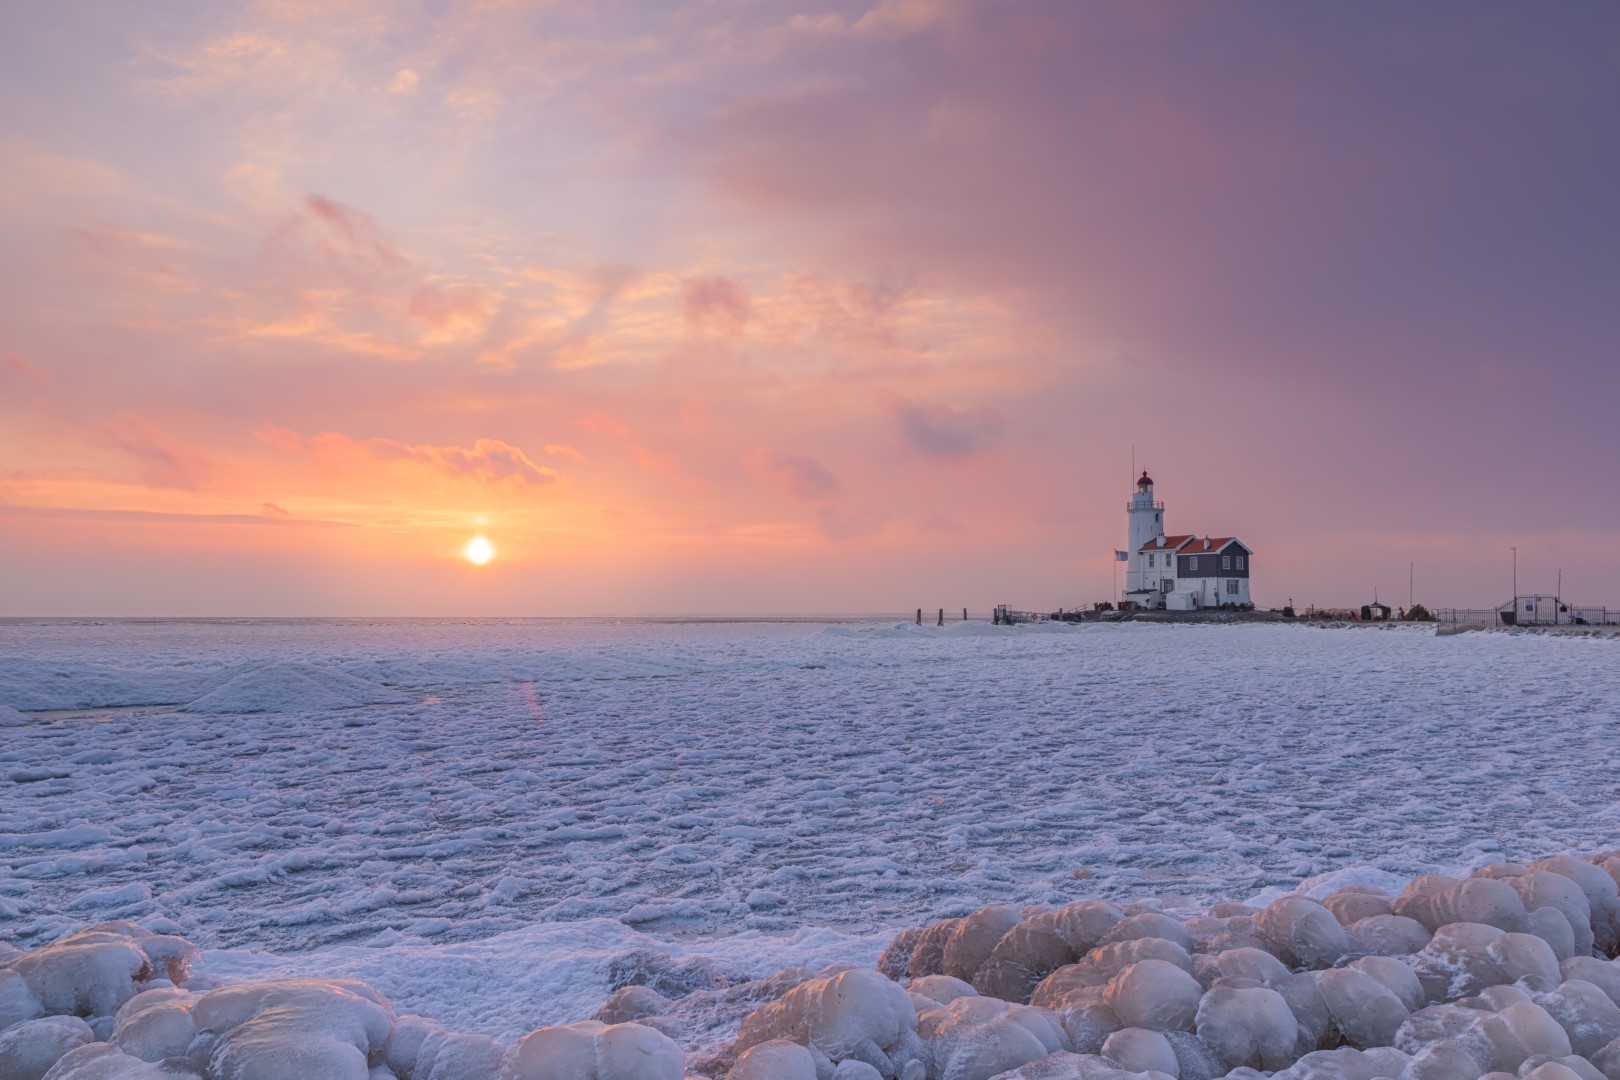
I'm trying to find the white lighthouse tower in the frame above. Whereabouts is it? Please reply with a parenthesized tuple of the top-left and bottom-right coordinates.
(1126, 471, 1163, 597)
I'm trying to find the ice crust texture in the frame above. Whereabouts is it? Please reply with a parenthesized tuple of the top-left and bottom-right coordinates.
(5, 619, 1620, 1077)
(4, 621, 1618, 955)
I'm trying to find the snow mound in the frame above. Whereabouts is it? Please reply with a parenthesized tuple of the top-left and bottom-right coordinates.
(502, 1019, 685, 1080)
(0, 703, 30, 726)
(733, 967, 922, 1077)
(180, 663, 409, 713)
(727, 1038, 818, 1079)
(917, 993, 1064, 1080)
(38, 1041, 172, 1078)
(3, 922, 195, 1022)
(0, 1015, 93, 1080)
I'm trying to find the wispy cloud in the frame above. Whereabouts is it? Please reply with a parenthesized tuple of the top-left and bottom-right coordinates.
(256, 426, 562, 489)
(103, 412, 214, 489)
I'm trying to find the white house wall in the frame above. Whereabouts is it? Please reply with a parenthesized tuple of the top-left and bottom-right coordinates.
(1165, 577, 1251, 610)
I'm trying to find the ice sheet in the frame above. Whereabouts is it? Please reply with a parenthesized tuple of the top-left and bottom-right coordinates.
(3, 618, 1618, 1046)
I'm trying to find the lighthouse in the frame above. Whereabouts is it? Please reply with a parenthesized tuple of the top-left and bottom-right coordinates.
(1121, 471, 1255, 610)
(1126, 472, 1163, 597)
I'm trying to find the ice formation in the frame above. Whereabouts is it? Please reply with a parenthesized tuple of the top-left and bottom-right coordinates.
(731, 968, 922, 1077)
(851, 852, 1620, 1080)
(7, 857, 1620, 1078)
(0, 926, 688, 1079)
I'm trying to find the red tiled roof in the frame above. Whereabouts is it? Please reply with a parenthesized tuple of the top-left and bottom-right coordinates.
(1138, 535, 1247, 554)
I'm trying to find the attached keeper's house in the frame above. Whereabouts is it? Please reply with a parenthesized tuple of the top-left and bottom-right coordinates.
(1122, 472, 1253, 611)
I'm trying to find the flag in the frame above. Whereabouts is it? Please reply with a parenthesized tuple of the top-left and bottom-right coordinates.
(1114, 550, 1129, 562)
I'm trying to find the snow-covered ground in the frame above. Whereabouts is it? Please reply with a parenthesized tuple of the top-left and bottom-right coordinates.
(2, 618, 1618, 1050)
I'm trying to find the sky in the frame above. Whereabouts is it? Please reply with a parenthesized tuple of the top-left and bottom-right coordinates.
(1, 0, 1616, 616)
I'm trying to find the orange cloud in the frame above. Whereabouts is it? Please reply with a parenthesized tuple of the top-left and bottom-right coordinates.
(409, 283, 499, 345)
(257, 425, 562, 489)
(629, 445, 676, 474)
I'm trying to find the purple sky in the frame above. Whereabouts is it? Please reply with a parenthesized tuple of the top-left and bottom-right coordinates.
(1, 1, 1616, 615)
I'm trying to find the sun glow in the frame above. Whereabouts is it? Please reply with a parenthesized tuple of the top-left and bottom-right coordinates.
(461, 534, 496, 566)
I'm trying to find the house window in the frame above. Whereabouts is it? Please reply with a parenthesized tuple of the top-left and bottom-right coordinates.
(1148, 554, 1155, 567)
(1226, 580, 1239, 595)
(1222, 555, 1231, 570)
(1189, 557, 1198, 571)
(1237, 556, 1245, 570)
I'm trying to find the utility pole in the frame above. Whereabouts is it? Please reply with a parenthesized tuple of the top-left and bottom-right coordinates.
(1409, 562, 1414, 608)
(1511, 546, 1517, 603)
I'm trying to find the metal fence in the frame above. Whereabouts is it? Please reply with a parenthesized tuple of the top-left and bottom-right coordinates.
(1432, 606, 1620, 627)
(1431, 608, 1503, 626)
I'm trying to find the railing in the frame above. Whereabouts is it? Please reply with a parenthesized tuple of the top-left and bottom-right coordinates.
(1431, 607, 1620, 627)
(1431, 608, 1504, 626)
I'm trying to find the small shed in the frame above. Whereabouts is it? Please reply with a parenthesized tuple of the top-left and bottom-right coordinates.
(1360, 602, 1391, 622)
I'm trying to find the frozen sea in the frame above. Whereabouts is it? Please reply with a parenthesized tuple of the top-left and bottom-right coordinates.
(2, 617, 1618, 1048)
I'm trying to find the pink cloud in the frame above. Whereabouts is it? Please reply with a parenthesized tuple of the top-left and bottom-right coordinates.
(816, 503, 883, 542)
(102, 412, 213, 489)
(1, 352, 51, 385)
(683, 275, 752, 334)
(629, 445, 676, 474)
(69, 225, 199, 293)
(746, 448, 840, 501)
(271, 194, 410, 294)
(574, 411, 630, 438)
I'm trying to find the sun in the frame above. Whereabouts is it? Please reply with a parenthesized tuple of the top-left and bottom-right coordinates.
(461, 534, 496, 566)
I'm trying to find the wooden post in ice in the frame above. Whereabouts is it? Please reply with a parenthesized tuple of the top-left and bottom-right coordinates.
(937, 608, 943, 626)
(963, 608, 968, 621)
(916, 608, 922, 625)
